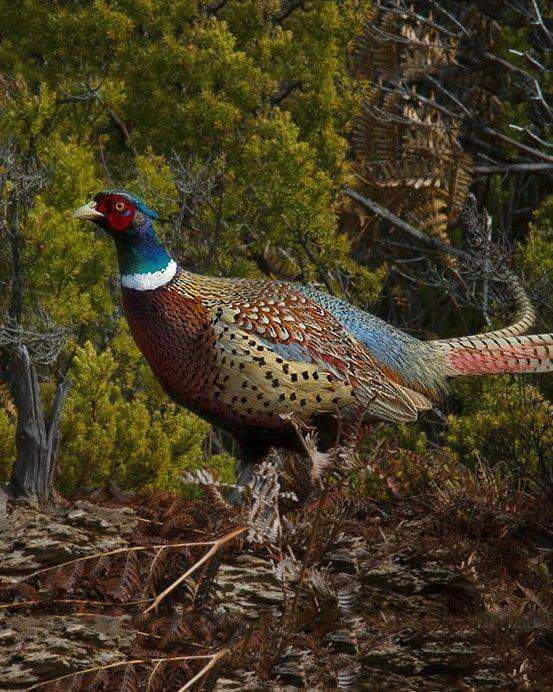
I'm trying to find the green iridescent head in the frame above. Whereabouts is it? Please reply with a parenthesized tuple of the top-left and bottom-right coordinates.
(73, 190, 172, 281)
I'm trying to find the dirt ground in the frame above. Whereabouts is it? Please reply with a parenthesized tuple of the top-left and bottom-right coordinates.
(1, 462, 552, 690)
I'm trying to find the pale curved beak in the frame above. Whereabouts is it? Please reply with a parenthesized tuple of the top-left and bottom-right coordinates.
(72, 200, 105, 221)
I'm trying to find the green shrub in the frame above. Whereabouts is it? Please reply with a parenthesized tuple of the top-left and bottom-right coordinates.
(445, 377, 552, 488)
(57, 339, 234, 496)
(0, 408, 15, 484)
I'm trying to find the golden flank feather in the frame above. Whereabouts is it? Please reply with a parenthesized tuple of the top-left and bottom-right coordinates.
(211, 309, 354, 422)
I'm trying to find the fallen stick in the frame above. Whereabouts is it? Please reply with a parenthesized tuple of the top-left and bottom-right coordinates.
(143, 526, 247, 614)
(177, 649, 229, 691)
(26, 653, 225, 690)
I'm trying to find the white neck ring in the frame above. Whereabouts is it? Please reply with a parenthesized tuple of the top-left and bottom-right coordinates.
(121, 259, 177, 291)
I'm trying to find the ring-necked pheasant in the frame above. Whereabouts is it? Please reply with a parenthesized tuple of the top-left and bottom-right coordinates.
(74, 191, 552, 464)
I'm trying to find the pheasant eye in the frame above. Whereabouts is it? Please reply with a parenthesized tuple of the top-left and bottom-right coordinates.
(114, 201, 125, 212)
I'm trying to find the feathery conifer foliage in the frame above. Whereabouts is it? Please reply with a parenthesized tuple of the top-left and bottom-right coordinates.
(0, 0, 551, 495)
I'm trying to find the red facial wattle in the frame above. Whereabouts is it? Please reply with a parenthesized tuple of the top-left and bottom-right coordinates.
(96, 195, 136, 233)
(108, 208, 134, 232)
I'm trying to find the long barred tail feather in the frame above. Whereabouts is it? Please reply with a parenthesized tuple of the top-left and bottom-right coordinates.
(436, 333, 553, 377)
(437, 269, 536, 345)
(430, 267, 553, 377)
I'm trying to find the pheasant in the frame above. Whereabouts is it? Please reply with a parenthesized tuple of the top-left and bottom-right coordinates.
(74, 191, 552, 465)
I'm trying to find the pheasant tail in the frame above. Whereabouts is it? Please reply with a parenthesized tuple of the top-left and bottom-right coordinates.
(437, 333, 553, 376)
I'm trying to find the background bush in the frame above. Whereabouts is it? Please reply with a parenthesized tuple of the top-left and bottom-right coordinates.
(0, 1, 550, 496)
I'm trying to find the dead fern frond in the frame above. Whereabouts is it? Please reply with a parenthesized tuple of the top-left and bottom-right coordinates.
(42, 561, 86, 595)
(350, 1, 480, 254)
(112, 662, 140, 692)
(142, 547, 169, 600)
(243, 457, 282, 545)
(182, 469, 233, 512)
(105, 552, 141, 602)
(143, 526, 246, 614)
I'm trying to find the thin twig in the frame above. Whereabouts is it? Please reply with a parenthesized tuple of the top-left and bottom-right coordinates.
(143, 526, 247, 614)
(375, 2, 459, 37)
(25, 539, 220, 579)
(26, 654, 222, 690)
(508, 125, 553, 149)
(480, 126, 553, 163)
(142, 546, 167, 599)
(529, 0, 553, 45)
(424, 0, 471, 37)
(379, 83, 462, 120)
(177, 649, 229, 691)
(426, 75, 472, 117)
(473, 163, 553, 174)
(508, 49, 546, 72)
(482, 51, 533, 80)
(0, 597, 152, 611)
(146, 660, 164, 691)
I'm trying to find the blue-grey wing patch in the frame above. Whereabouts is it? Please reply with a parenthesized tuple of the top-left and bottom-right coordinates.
(292, 283, 446, 395)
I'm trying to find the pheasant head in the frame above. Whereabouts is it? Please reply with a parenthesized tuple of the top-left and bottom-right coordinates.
(73, 190, 176, 290)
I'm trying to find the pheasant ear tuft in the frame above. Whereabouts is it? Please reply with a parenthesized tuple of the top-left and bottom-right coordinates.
(137, 201, 158, 220)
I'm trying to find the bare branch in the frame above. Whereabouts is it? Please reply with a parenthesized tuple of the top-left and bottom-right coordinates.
(204, 0, 230, 13)
(508, 125, 553, 149)
(481, 52, 552, 118)
(0, 313, 68, 365)
(270, 80, 302, 106)
(343, 185, 471, 263)
(273, 0, 305, 24)
(508, 49, 546, 72)
(374, 2, 460, 38)
(529, 0, 553, 46)
(423, 0, 471, 37)
(7, 346, 52, 502)
(55, 86, 101, 105)
(473, 162, 553, 174)
(482, 51, 534, 80)
(480, 126, 553, 164)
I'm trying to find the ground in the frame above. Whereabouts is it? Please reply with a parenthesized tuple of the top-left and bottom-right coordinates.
(1, 453, 552, 690)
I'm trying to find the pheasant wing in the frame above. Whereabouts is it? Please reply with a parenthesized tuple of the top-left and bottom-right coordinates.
(210, 286, 420, 423)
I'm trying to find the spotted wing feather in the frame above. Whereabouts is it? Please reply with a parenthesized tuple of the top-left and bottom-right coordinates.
(217, 287, 421, 424)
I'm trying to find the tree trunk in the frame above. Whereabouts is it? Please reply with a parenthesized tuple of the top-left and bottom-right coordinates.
(7, 345, 70, 503)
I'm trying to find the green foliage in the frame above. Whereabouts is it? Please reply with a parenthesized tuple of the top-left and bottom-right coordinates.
(517, 195, 553, 402)
(523, 195, 553, 276)
(518, 195, 553, 324)
(57, 340, 233, 496)
(0, 410, 15, 484)
(445, 377, 552, 488)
